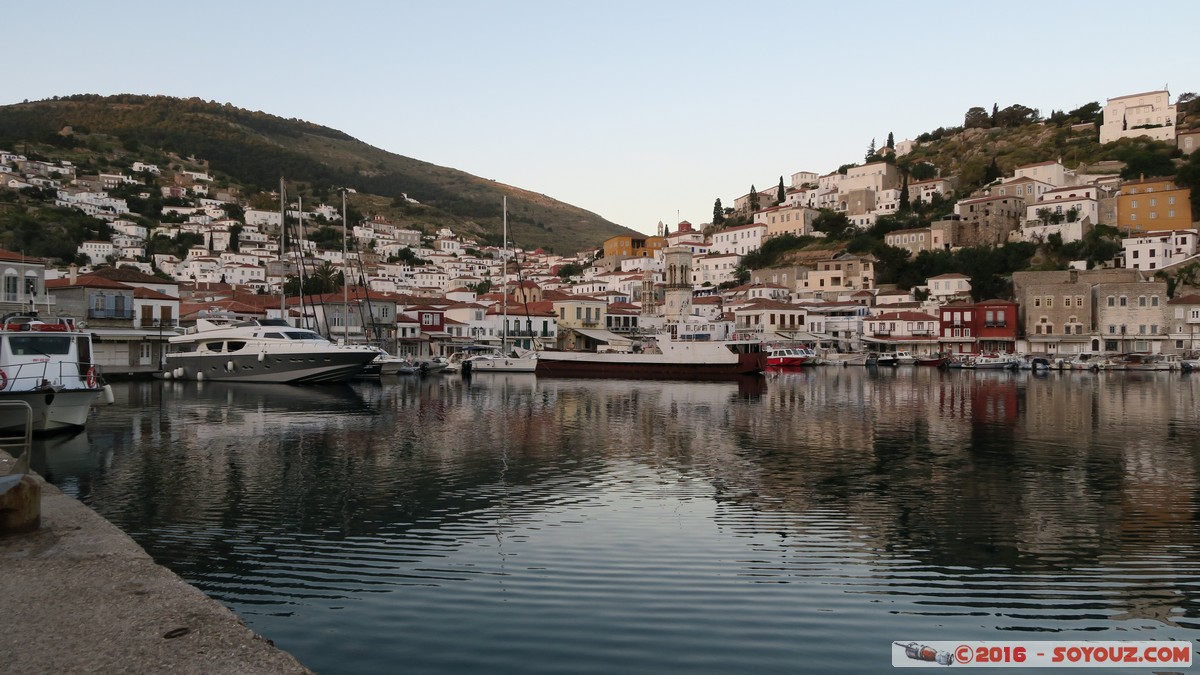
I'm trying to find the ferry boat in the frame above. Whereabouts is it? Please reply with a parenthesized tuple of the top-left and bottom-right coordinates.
(164, 316, 380, 383)
(0, 313, 112, 432)
(536, 332, 766, 379)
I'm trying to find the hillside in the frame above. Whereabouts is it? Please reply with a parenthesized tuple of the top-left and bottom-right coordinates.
(0, 94, 639, 253)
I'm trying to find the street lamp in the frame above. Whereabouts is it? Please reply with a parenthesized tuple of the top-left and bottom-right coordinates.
(153, 318, 163, 369)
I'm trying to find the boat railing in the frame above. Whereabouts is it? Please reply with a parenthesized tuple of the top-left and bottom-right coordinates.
(0, 360, 99, 392)
(0, 401, 33, 453)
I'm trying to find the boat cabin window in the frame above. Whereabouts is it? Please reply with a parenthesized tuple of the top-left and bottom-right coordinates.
(201, 342, 225, 353)
(227, 341, 247, 352)
(285, 331, 323, 340)
(262, 332, 286, 339)
(8, 335, 72, 355)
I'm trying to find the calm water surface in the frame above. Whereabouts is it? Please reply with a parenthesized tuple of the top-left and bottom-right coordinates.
(37, 369, 1200, 673)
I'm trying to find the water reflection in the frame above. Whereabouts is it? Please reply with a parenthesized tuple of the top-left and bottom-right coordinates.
(41, 370, 1200, 673)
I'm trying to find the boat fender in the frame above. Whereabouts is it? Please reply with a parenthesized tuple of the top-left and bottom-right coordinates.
(0, 370, 6, 390)
(226, 360, 235, 372)
(174, 368, 185, 379)
(258, 351, 266, 362)
(196, 371, 204, 381)
(85, 366, 98, 388)
(101, 384, 115, 405)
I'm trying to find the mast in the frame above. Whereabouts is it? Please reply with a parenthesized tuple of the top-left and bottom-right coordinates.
(342, 189, 349, 342)
(501, 196, 508, 353)
(279, 178, 286, 317)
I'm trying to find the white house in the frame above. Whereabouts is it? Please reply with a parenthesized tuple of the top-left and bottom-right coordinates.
(710, 223, 766, 256)
(1123, 230, 1199, 272)
(1099, 90, 1177, 145)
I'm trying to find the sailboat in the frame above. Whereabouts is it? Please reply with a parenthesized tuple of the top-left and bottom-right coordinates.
(462, 197, 538, 374)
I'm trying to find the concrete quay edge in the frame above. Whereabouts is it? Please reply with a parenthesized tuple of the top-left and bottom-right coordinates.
(0, 451, 312, 675)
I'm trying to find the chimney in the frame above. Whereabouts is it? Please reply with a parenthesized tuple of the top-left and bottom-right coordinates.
(68, 263, 78, 285)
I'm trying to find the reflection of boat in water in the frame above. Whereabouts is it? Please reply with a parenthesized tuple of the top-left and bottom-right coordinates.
(162, 379, 370, 416)
(165, 316, 379, 383)
(0, 313, 112, 433)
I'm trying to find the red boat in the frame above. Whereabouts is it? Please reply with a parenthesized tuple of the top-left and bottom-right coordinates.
(766, 347, 813, 368)
(915, 355, 949, 367)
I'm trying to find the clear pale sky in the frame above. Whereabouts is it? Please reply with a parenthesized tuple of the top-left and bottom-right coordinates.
(4, 1, 1198, 235)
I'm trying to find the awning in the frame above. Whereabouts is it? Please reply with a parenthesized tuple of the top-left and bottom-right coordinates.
(571, 328, 632, 344)
(88, 328, 180, 340)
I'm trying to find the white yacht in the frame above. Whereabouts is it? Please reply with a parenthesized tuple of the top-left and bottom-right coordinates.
(165, 317, 380, 383)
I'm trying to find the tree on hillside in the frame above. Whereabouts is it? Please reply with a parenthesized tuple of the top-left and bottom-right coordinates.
(887, 132, 895, 149)
(909, 162, 937, 181)
(899, 175, 910, 212)
(995, 104, 1039, 128)
(749, 185, 760, 212)
(865, 138, 877, 161)
(776, 176, 785, 205)
(964, 106, 991, 129)
(712, 198, 725, 226)
(991, 103, 999, 124)
(1068, 102, 1102, 125)
(1174, 149, 1200, 221)
(811, 210, 853, 239)
(984, 157, 1003, 183)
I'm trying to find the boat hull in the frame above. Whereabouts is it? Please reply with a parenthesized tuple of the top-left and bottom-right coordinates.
(466, 356, 538, 373)
(0, 389, 102, 433)
(536, 350, 766, 379)
(164, 351, 375, 384)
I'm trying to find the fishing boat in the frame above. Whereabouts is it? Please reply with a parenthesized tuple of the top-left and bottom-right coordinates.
(535, 332, 766, 379)
(966, 353, 1020, 370)
(0, 313, 113, 433)
(164, 316, 380, 383)
(915, 353, 950, 367)
(766, 346, 812, 368)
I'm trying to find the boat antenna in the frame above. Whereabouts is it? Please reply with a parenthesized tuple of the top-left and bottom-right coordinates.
(501, 196, 508, 354)
(279, 177, 286, 318)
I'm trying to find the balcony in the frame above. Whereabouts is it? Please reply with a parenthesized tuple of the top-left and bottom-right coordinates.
(88, 308, 134, 320)
(984, 321, 1007, 328)
(911, 329, 934, 337)
(872, 329, 892, 337)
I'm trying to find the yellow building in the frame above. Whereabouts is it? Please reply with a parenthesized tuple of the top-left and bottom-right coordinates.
(601, 235, 667, 262)
(1117, 177, 1192, 233)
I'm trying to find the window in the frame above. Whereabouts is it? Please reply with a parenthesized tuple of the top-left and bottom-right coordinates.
(1120, 296, 1128, 307)
(1152, 296, 1159, 307)
(1139, 325, 1146, 334)
(1047, 297, 1053, 308)
(1132, 199, 1139, 208)
(1109, 325, 1116, 334)
(1139, 296, 1147, 307)
(1107, 296, 1115, 307)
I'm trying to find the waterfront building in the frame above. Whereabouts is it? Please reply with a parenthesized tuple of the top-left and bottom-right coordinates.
(1094, 280, 1170, 353)
(863, 310, 940, 355)
(937, 299, 1019, 355)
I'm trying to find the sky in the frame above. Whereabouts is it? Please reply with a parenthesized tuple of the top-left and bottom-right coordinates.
(4, 1, 1199, 236)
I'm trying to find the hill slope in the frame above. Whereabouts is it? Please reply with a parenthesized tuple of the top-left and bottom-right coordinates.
(0, 94, 639, 253)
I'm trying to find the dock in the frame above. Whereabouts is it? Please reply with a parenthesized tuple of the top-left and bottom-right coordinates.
(0, 451, 311, 674)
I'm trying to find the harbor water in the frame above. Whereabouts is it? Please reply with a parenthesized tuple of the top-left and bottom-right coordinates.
(36, 368, 1200, 673)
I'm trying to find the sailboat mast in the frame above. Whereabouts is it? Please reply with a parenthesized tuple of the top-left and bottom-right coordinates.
(279, 178, 286, 317)
(501, 196, 507, 352)
(342, 189, 349, 342)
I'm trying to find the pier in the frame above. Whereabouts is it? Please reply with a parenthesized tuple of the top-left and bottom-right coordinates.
(0, 451, 310, 674)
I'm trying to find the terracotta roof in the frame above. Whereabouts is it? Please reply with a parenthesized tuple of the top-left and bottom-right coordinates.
(46, 275, 130, 290)
(870, 310, 940, 321)
(91, 266, 180, 285)
(133, 287, 176, 301)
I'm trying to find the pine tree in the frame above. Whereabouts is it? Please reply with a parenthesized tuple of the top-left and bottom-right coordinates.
(991, 103, 999, 126)
(866, 138, 877, 161)
(749, 185, 760, 212)
(985, 157, 1002, 183)
(886, 132, 895, 149)
(776, 176, 785, 205)
(899, 174, 910, 212)
(712, 198, 725, 226)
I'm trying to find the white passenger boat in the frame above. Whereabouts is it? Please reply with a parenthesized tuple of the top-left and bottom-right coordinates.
(165, 317, 380, 383)
(0, 313, 112, 432)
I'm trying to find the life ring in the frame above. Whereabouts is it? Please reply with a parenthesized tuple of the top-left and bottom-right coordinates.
(86, 366, 97, 388)
(0, 370, 7, 390)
